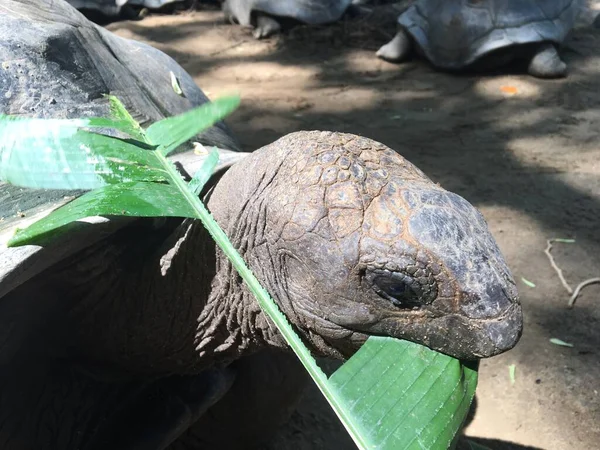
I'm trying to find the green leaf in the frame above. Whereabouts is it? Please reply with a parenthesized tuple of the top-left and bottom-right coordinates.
(1, 104, 140, 141)
(0, 114, 109, 130)
(146, 96, 241, 156)
(549, 338, 574, 348)
(83, 117, 142, 136)
(465, 440, 493, 450)
(188, 147, 219, 194)
(8, 182, 195, 246)
(329, 337, 478, 449)
(508, 364, 516, 384)
(521, 277, 536, 288)
(101, 95, 146, 141)
(0, 119, 165, 190)
(170, 71, 184, 96)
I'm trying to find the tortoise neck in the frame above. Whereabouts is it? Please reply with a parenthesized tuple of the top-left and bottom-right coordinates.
(136, 210, 285, 372)
(190, 218, 287, 367)
(42, 155, 283, 376)
(54, 214, 280, 376)
(173, 158, 288, 368)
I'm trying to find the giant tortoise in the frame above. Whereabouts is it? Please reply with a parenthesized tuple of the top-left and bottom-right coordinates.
(223, 0, 358, 38)
(377, 0, 582, 78)
(0, 0, 522, 448)
(66, 0, 186, 21)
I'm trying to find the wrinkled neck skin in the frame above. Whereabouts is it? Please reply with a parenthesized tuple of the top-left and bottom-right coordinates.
(134, 143, 345, 369)
(145, 141, 368, 373)
(180, 217, 290, 368)
(202, 139, 374, 362)
(57, 150, 295, 376)
(198, 147, 363, 365)
(158, 148, 314, 368)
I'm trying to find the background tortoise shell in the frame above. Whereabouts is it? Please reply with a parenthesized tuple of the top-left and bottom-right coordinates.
(223, 0, 354, 27)
(398, 0, 581, 69)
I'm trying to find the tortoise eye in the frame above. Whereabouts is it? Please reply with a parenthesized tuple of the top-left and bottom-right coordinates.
(365, 269, 436, 308)
(373, 274, 421, 308)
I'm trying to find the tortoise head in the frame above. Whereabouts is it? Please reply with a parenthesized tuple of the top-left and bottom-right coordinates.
(214, 131, 522, 360)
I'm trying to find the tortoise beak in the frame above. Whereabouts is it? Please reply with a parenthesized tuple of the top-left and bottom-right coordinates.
(371, 300, 523, 361)
(423, 302, 523, 360)
(476, 303, 523, 356)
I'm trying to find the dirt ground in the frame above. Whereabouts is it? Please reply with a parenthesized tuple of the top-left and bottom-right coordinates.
(107, 4, 600, 449)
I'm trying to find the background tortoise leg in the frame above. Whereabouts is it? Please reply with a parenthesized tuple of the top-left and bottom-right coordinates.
(376, 29, 412, 62)
(345, 1, 371, 19)
(253, 14, 281, 39)
(527, 43, 567, 78)
(172, 349, 309, 450)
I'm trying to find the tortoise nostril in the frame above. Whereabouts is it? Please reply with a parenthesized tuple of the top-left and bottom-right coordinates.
(459, 283, 514, 319)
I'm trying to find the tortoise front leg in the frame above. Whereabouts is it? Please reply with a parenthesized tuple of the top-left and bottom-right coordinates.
(254, 13, 282, 39)
(172, 349, 309, 450)
(85, 369, 234, 450)
(527, 43, 567, 78)
(376, 28, 412, 62)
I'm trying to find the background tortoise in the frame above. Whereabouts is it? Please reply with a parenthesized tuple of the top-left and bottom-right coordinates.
(377, 0, 582, 78)
(66, 0, 185, 21)
(0, 0, 522, 448)
(223, 0, 357, 38)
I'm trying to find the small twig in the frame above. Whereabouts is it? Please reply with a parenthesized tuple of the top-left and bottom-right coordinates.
(568, 278, 600, 308)
(544, 238, 600, 308)
(208, 39, 249, 57)
(544, 239, 573, 294)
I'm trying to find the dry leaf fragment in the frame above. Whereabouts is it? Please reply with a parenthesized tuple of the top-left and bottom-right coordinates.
(500, 85, 518, 95)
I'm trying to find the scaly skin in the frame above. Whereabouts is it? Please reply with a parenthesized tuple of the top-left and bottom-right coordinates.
(205, 130, 522, 361)
(0, 131, 522, 449)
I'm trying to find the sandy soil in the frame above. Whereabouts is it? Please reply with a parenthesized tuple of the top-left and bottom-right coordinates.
(107, 4, 600, 449)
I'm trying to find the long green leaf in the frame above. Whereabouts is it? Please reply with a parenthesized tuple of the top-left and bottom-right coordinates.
(8, 182, 195, 246)
(102, 94, 146, 141)
(330, 337, 478, 449)
(1, 108, 141, 141)
(145, 96, 241, 156)
(0, 120, 165, 190)
(188, 147, 220, 194)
